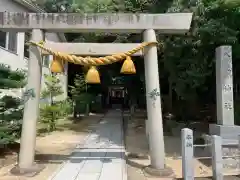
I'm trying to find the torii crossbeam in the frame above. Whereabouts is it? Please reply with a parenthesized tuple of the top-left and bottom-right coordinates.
(0, 12, 192, 33)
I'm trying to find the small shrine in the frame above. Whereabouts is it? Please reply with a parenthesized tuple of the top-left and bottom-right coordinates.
(107, 77, 128, 108)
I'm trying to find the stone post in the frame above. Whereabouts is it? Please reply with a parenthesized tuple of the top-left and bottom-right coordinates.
(63, 61, 68, 100)
(143, 29, 173, 176)
(210, 46, 240, 141)
(216, 46, 234, 126)
(181, 128, 194, 180)
(211, 135, 223, 180)
(17, 32, 25, 62)
(13, 29, 44, 174)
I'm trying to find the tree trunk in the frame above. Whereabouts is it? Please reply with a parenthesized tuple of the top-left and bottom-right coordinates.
(168, 78, 173, 112)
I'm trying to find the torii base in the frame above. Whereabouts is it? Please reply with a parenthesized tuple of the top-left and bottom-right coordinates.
(143, 165, 175, 178)
(10, 163, 45, 177)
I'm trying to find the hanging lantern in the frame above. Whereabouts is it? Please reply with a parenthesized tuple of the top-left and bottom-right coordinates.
(120, 56, 136, 74)
(50, 56, 64, 73)
(85, 66, 101, 84)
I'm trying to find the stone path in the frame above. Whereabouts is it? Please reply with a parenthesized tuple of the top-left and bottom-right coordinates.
(48, 110, 127, 180)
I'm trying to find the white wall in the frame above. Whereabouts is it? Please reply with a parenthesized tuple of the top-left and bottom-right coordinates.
(0, 0, 33, 98)
(0, 0, 31, 12)
(0, 46, 27, 70)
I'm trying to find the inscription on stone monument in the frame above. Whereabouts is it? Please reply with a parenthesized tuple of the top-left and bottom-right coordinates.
(216, 46, 234, 125)
(224, 102, 233, 110)
(223, 84, 232, 92)
(186, 134, 193, 148)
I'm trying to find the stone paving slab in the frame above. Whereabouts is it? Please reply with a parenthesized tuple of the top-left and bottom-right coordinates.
(48, 110, 127, 180)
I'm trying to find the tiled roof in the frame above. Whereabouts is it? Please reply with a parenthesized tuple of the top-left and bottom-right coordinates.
(13, 0, 44, 12)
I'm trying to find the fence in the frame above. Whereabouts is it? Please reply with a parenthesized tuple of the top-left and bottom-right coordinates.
(181, 128, 240, 180)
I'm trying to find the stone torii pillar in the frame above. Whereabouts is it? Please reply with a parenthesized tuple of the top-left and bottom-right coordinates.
(12, 29, 45, 175)
(143, 29, 173, 176)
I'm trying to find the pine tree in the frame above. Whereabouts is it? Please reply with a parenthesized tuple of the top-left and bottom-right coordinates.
(40, 74, 72, 132)
(41, 74, 63, 104)
(0, 64, 26, 145)
(69, 74, 94, 117)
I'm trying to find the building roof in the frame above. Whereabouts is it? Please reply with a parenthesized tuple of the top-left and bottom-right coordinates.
(12, 0, 67, 42)
(13, 0, 44, 12)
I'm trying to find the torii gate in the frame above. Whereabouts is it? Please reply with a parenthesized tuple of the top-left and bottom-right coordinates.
(0, 12, 192, 176)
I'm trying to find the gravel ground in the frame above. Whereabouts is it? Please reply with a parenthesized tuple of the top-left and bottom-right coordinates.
(124, 110, 240, 180)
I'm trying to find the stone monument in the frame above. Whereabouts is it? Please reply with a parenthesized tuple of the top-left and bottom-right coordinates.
(208, 46, 240, 171)
(209, 46, 240, 143)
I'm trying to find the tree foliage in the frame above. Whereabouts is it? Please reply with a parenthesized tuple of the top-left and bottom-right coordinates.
(69, 74, 87, 100)
(0, 64, 26, 89)
(40, 74, 72, 132)
(41, 74, 63, 100)
(69, 74, 94, 116)
(0, 64, 25, 145)
(163, 0, 239, 101)
(33, 0, 240, 120)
